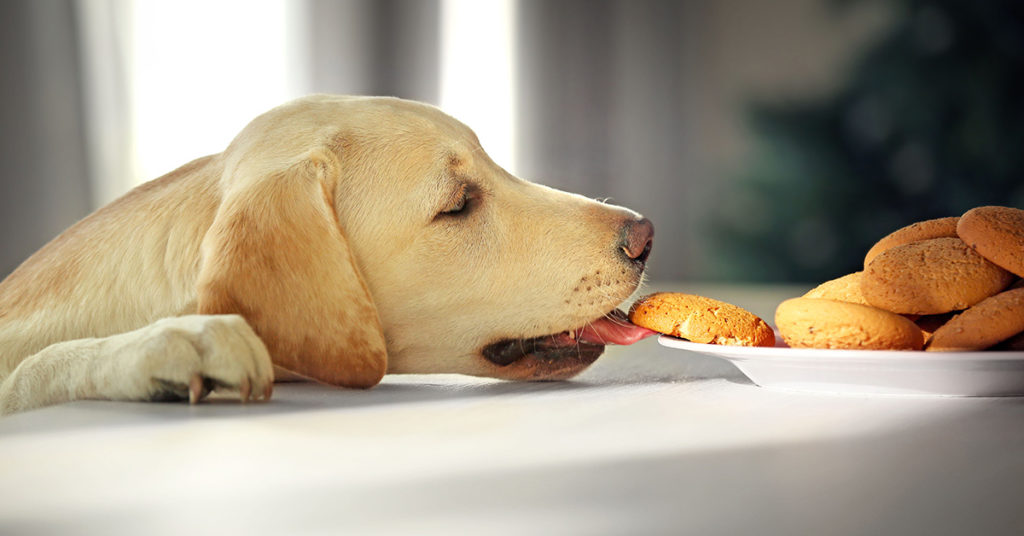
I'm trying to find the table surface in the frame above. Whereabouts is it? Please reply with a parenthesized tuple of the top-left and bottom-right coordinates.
(2, 283, 1023, 535)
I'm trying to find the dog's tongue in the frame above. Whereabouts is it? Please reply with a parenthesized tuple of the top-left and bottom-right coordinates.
(577, 310, 656, 345)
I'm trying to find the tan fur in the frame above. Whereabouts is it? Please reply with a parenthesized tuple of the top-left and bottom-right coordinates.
(0, 95, 648, 414)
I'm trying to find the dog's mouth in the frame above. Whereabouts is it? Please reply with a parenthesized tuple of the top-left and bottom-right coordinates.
(480, 310, 655, 380)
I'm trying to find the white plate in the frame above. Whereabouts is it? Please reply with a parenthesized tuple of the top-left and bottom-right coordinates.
(658, 335, 1024, 397)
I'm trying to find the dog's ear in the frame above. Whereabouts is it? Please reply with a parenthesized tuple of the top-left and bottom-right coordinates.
(196, 148, 387, 388)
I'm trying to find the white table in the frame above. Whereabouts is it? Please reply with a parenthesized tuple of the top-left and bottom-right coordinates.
(2, 284, 1023, 535)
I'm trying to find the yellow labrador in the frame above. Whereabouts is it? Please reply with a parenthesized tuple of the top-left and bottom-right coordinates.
(0, 95, 654, 415)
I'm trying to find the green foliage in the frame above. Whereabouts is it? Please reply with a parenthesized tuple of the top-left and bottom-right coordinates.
(710, 0, 1024, 282)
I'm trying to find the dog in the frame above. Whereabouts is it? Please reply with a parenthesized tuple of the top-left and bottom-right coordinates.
(0, 95, 654, 415)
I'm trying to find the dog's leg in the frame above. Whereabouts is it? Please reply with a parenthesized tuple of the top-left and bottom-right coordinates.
(0, 314, 274, 415)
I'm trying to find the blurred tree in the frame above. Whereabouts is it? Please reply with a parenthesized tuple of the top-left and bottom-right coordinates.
(711, 0, 1024, 282)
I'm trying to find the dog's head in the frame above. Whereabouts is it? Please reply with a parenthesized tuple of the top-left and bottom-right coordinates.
(199, 95, 653, 387)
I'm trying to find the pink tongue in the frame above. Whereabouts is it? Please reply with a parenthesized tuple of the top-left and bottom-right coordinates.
(578, 314, 656, 345)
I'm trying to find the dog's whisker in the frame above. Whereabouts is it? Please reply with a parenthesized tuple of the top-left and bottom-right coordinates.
(594, 289, 630, 309)
(607, 316, 633, 327)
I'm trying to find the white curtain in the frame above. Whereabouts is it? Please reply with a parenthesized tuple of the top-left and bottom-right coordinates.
(75, 0, 133, 208)
(516, 0, 711, 281)
(76, 0, 311, 205)
(66, 0, 878, 281)
(0, 0, 92, 277)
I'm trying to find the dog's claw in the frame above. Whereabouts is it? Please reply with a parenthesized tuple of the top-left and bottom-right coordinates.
(188, 374, 203, 405)
(264, 383, 273, 401)
(240, 377, 251, 403)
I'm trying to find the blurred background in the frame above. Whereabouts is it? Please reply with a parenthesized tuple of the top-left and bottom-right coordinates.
(1, 0, 1021, 282)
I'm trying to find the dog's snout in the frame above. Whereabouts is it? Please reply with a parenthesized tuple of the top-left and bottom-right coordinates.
(620, 217, 654, 265)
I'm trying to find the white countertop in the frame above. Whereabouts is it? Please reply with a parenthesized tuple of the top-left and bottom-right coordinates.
(2, 284, 1023, 535)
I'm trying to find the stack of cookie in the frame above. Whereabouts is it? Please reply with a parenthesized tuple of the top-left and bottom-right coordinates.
(776, 206, 1024, 351)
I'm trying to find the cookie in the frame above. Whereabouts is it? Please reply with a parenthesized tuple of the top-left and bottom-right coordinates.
(927, 288, 1024, 351)
(862, 237, 1015, 315)
(803, 271, 869, 305)
(775, 298, 924, 350)
(628, 293, 775, 347)
(957, 206, 1024, 278)
(863, 217, 959, 267)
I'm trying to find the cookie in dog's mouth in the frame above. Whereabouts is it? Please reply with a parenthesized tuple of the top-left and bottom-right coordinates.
(480, 309, 655, 379)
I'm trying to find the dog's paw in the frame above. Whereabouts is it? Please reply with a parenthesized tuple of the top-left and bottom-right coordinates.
(126, 315, 274, 404)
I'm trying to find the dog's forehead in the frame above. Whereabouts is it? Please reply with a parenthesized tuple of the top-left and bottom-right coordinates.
(312, 97, 492, 202)
(336, 100, 488, 182)
(237, 95, 481, 171)
(332, 97, 477, 146)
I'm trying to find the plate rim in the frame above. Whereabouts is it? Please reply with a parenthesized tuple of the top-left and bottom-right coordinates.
(657, 334, 1024, 363)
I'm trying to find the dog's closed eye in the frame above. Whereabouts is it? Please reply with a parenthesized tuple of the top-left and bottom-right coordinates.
(435, 183, 475, 219)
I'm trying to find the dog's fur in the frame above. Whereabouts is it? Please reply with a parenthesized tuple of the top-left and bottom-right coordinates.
(0, 95, 651, 414)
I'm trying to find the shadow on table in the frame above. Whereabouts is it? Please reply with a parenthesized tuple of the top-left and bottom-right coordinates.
(0, 373, 745, 436)
(0, 338, 753, 434)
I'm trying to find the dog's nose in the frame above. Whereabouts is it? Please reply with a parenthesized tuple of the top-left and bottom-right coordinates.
(621, 217, 654, 265)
